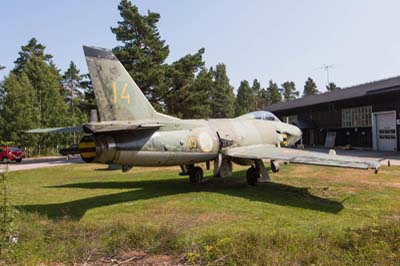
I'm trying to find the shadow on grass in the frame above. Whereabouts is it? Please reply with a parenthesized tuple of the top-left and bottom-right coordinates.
(18, 170, 343, 220)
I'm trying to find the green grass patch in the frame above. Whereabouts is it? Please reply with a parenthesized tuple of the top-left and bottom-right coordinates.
(2, 163, 400, 265)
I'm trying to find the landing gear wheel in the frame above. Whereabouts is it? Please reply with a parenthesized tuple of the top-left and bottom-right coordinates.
(189, 166, 203, 184)
(2, 158, 8, 164)
(246, 166, 259, 186)
(271, 160, 280, 173)
(16, 158, 22, 163)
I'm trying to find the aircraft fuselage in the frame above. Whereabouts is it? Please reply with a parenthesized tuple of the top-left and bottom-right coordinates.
(82, 118, 301, 167)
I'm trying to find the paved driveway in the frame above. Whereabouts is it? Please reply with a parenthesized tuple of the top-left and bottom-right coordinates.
(0, 156, 82, 173)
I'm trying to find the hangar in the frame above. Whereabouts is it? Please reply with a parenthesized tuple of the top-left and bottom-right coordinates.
(265, 76, 400, 152)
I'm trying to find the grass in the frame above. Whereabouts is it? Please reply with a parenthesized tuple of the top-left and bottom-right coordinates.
(2, 162, 400, 265)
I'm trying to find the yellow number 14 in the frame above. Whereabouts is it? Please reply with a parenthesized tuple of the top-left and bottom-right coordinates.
(113, 82, 131, 104)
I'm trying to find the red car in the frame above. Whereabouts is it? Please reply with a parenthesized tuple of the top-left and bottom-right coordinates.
(0, 146, 24, 163)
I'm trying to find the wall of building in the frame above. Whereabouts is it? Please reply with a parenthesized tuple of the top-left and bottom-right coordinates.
(274, 91, 400, 150)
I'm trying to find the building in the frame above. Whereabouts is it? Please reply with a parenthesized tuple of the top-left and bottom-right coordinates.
(265, 76, 400, 152)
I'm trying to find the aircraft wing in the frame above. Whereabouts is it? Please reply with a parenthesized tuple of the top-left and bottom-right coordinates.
(26, 122, 163, 134)
(26, 126, 84, 134)
(82, 121, 163, 133)
(223, 144, 380, 170)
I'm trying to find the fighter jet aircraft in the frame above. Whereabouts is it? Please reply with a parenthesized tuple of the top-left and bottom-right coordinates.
(29, 46, 380, 185)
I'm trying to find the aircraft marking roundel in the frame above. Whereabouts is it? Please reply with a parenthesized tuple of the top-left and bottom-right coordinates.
(188, 137, 197, 149)
(198, 132, 214, 152)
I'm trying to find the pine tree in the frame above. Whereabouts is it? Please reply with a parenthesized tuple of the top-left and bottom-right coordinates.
(250, 79, 270, 109)
(266, 80, 282, 103)
(12, 38, 52, 74)
(235, 80, 254, 116)
(22, 53, 68, 129)
(164, 48, 205, 117)
(62, 61, 89, 125)
(258, 88, 270, 108)
(211, 63, 235, 118)
(281, 81, 298, 101)
(0, 73, 40, 145)
(78, 73, 97, 120)
(251, 79, 263, 110)
(12, 39, 70, 152)
(182, 67, 213, 119)
(303, 77, 319, 96)
(111, 0, 169, 108)
(326, 82, 340, 92)
(62, 61, 81, 100)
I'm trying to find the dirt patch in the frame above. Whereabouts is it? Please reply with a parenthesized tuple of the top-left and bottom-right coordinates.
(383, 213, 400, 223)
(40, 251, 185, 266)
(87, 250, 185, 266)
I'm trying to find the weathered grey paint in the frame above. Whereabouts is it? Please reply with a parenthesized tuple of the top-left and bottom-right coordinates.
(84, 46, 177, 123)
(76, 46, 379, 171)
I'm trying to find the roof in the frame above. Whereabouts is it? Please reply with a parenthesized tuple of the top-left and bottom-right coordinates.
(265, 76, 400, 112)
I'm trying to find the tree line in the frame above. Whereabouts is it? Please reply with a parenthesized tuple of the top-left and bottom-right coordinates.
(0, 0, 340, 154)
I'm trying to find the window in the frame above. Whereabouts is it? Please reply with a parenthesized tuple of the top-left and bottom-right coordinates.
(342, 106, 372, 128)
(253, 111, 280, 121)
(238, 111, 281, 121)
(379, 129, 396, 139)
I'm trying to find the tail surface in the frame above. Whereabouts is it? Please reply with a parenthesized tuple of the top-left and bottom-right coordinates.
(83, 46, 164, 122)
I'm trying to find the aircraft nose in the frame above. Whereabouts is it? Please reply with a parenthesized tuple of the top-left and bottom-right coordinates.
(287, 124, 302, 144)
(292, 124, 302, 137)
(276, 123, 302, 146)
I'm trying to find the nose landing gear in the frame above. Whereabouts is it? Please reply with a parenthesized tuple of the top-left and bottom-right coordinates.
(271, 160, 280, 173)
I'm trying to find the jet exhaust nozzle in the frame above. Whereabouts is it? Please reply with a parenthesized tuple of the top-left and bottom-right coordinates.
(79, 135, 117, 163)
(79, 135, 97, 163)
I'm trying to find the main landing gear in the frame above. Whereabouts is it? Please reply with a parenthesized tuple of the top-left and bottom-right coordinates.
(189, 166, 203, 184)
(246, 159, 272, 186)
(246, 166, 259, 186)
(180, 164, 204, 184)
(181, 159, 278, 186)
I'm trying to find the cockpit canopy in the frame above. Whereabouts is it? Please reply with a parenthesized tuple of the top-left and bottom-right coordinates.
(237, 111, 280, 122)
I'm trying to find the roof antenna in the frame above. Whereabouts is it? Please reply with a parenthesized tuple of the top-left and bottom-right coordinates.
(315, 64, 334, 86)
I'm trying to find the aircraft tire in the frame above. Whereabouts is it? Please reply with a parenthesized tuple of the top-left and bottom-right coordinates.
(271, 160, 280, 173)
(189, 166, 203, 183)
(246, 167, 259, 186)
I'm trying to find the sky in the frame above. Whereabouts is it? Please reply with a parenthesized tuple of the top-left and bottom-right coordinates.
(1, 0, 400, 93)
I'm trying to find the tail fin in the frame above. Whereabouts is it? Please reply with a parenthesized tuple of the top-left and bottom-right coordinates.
(83, 46, 162, 121)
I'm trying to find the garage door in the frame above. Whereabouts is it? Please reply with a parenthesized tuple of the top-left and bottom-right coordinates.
(376, 112, 397, 151)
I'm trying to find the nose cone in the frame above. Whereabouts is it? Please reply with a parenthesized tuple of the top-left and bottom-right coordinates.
(290, 124, 302, 138)
(285, 124, 302, 145)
